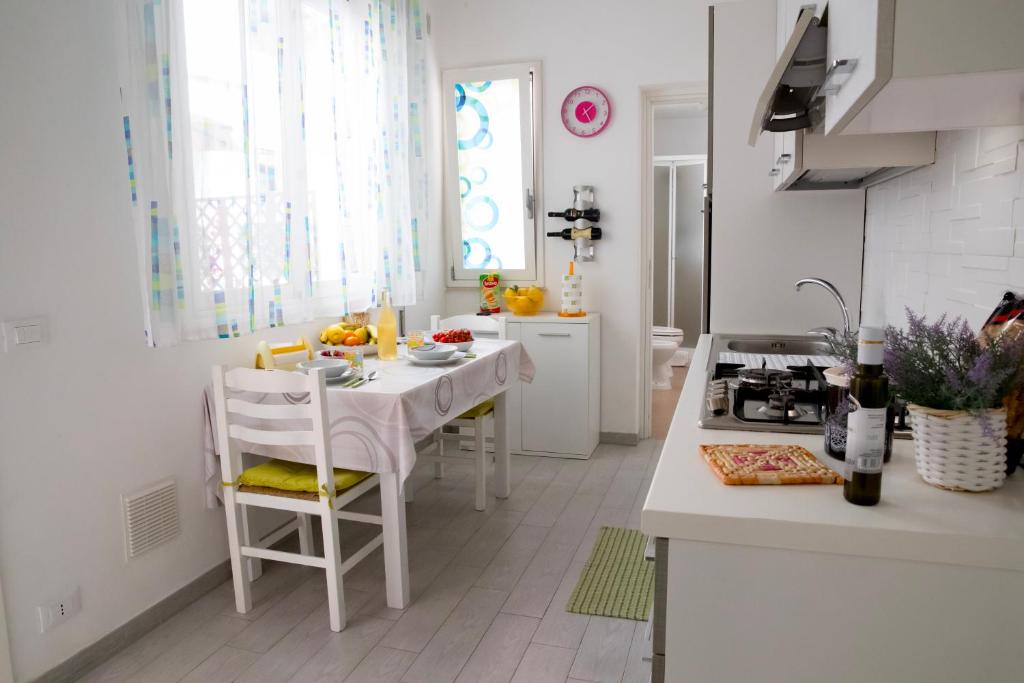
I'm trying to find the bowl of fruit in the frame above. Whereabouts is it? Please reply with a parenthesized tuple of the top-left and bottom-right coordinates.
(502, 285, 544, 316)
(319, 322, 378, 354)
(433, 328, 474, 352)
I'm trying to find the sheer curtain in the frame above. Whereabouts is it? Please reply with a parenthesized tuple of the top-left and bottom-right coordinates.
(121, 0, 427, 346)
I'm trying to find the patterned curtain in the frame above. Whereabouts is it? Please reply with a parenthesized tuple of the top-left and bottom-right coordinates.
(121, 0, 427, 347)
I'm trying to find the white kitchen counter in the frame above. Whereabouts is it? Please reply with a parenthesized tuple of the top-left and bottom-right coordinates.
(641, 334, 1024, 683)
(642, 333, 1024, 572)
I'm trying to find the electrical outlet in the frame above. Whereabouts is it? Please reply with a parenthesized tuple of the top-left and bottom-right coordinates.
(37, 587, 81, 633)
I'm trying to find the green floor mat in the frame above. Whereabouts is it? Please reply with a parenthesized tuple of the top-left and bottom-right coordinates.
(566, 526, 654, 621)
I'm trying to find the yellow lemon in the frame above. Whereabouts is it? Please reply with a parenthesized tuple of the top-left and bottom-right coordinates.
(354, 327, 370, 343)
(326, 324, 346, 345)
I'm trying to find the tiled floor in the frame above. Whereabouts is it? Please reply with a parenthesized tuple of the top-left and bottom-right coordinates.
(651, 367, 688, 440)
(78, 441, 663, 683)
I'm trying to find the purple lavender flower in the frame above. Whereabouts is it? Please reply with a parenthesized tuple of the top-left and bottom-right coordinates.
(886, 309, 1024, 421)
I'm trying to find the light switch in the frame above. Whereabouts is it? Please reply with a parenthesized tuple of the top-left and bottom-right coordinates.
(2, 317, 47, 351)
(15, 324, 42, 344)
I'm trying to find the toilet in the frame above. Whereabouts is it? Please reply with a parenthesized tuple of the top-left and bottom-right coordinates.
(652, 326, 684, 390)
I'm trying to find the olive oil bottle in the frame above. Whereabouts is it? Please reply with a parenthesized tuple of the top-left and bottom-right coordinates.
(844, 326, 889, 506)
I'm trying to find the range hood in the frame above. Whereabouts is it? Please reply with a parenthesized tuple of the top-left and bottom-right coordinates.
(750, 6, 936, 191)
(748, 7, 826, 146)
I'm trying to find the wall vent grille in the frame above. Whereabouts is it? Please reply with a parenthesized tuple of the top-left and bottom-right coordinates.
(123, 479, 179, 559)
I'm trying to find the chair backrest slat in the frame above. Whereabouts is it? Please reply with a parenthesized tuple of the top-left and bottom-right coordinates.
(228, 423, 317, 447)
(224, 367, 310, 394)
(212, 365, 335, 495)
(226, 398, 312, 420)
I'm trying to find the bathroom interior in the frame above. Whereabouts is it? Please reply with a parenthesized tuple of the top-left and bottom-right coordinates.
(650, 101, 708, 438)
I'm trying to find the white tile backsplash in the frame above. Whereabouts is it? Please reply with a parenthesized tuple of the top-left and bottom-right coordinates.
(862, 126, 1024, 330)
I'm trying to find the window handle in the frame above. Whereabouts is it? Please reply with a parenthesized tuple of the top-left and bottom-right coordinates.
(525, 188, 534, 220)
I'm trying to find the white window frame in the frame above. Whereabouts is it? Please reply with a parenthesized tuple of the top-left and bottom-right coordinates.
(442, 61, 543, 287)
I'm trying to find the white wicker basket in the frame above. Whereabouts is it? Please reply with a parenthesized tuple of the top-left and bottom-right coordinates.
(907, 405, 1008, 492)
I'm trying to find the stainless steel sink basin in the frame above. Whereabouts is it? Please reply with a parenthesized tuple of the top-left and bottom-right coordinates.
(725, 338, 833, 356)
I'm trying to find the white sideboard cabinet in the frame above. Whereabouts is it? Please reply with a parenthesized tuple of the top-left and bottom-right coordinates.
(501, 313, 600, 459)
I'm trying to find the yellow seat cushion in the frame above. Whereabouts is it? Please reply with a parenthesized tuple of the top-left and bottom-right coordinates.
(458, 399, 494, 419)
(239, 459, 372, 494)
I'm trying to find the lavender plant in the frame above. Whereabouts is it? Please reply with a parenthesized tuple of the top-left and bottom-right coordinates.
(884, 308, 1024, 413)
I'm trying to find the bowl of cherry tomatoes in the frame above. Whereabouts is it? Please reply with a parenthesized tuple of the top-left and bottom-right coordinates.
(432, 328, 474, 352)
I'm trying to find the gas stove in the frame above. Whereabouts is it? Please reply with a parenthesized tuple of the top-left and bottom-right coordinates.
(697, 334, 836, 434)
(698, 334, 913, 438)
(701, 360, 829, 433)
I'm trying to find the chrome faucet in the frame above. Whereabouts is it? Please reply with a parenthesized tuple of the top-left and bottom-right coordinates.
(795, 277, 852, 338)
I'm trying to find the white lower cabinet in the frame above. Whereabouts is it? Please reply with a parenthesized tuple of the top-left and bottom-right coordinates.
(504, 313, 600, 458)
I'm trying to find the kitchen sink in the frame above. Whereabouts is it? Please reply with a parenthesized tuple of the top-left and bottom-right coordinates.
(725, 338, 834, 356)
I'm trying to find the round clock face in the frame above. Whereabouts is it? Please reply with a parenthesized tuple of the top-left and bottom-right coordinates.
(561, 86, 611, 138)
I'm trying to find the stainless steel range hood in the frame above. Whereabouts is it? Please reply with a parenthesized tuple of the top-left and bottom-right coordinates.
(748, 7, 826, 146)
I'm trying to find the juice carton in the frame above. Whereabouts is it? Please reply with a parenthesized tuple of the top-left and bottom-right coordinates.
(479, 272, 500, 313)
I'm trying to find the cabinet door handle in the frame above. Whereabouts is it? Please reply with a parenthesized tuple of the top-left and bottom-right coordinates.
(768, 168, 781, 177)
(820, 58, 858, 96)
(537, 332, 571, 337)
(776, 153, 792, 165)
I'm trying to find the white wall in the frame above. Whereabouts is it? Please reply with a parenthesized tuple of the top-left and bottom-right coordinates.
(710, 0, 865, 335)
(429, 0, 710, 436)
(0, 2, 443, 680)
(654, 114, 708, 156)
(863, 126, 1024, 330)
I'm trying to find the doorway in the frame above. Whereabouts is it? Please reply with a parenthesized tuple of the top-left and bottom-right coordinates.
(640, 88, 710, 439)
(653, 155, 706, 345)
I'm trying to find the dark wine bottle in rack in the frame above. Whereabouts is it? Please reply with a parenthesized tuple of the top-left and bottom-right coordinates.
(547, 208, 601, 222)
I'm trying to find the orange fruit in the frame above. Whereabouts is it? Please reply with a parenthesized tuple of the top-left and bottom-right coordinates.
(343, 336, 361, 346)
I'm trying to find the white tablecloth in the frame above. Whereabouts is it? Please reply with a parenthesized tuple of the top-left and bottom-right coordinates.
(203, 339, 534, 507)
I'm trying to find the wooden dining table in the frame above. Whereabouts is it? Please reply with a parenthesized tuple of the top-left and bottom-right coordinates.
(203, 338, 535, 609)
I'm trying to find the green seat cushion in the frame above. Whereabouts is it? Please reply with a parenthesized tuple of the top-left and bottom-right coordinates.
(239, 459, 372, 493)
(458, 399, 494, 419)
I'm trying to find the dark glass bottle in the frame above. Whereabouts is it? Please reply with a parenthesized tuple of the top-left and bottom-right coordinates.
(547, 208, 601, 222)
(843, 326, 889, 506)
(545, 226, 602, 240)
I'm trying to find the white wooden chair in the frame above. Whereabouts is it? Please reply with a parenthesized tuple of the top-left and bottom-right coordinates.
(211, 365, 387, 632)
(415, 314, 506, 510)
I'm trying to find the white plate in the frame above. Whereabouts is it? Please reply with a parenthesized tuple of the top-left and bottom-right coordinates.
(407, 352, 466, 367)
(325, 368, 358, 383)
(410, 343, 459, 360)
(297, 358, 351, 379)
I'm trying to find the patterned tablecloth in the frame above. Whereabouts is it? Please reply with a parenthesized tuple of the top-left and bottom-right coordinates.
(203, 339, 535, 507)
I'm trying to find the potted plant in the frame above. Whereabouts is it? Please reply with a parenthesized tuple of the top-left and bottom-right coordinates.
(885, 309, 1024, 492)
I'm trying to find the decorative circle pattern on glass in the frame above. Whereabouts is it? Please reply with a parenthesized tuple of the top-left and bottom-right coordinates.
(455, 80, 503, 269)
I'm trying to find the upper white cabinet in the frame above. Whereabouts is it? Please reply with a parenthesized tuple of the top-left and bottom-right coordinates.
(823, 0, 1024, 135)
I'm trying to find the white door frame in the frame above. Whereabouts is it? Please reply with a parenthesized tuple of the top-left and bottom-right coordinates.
(653, 155, 707, 329)
(639, 84, 708, 439)
(0, 576, 13, 683)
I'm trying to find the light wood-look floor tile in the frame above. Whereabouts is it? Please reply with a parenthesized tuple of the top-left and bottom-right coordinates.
(342, 646, 417, 683)
(509, 643, 577, 683)
(530, 560, 590, 651)
(179, 646, 261, 683)
(454, 613, 539, 683)
(567, 616, 636, 683)
(379, 563, 483, 653)
(400, 587, 507, 683)
(78, 447, 663, 683)
(501, 535, 577, 618)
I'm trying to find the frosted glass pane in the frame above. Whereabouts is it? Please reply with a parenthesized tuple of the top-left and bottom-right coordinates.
(453, 78, 526, 270)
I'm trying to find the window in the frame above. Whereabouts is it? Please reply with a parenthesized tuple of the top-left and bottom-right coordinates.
(120, 0, 426, 346)
(442, 62, 541, 284)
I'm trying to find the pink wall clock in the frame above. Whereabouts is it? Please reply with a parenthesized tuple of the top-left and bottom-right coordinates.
(561, 85, 612, 138)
